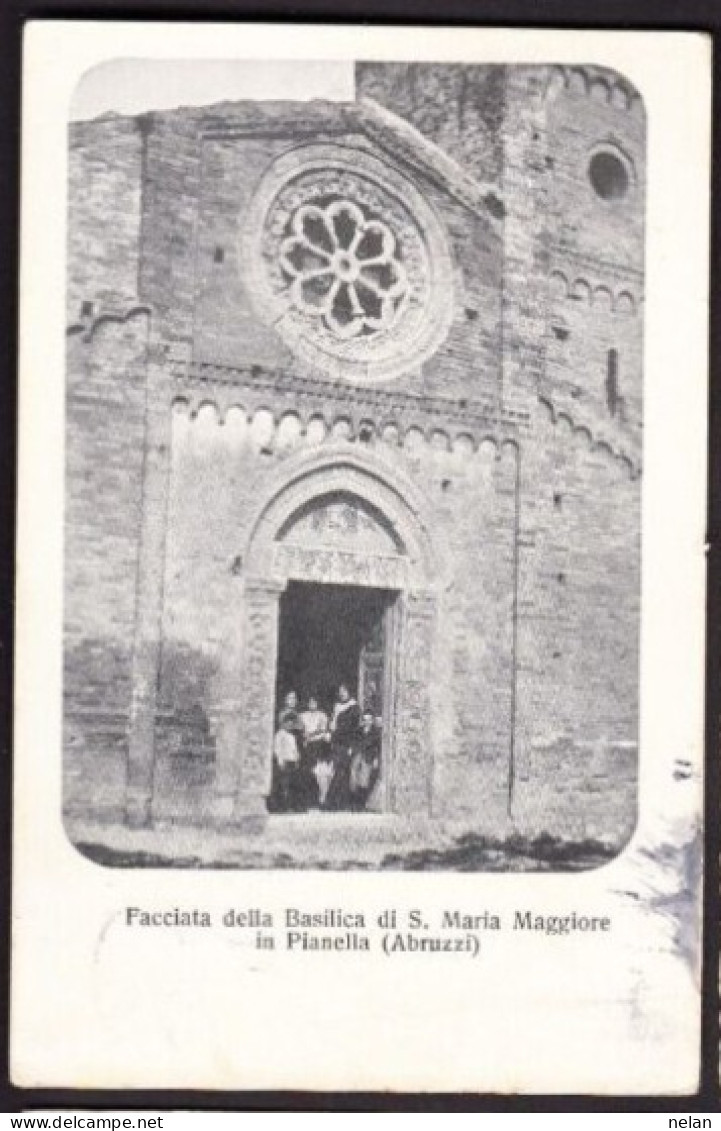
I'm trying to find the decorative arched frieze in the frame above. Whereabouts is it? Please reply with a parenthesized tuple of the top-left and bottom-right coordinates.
(615, 290, 637, 315)
(537, 395, 640, 478)
(548, 271, 641, 316)
(276, 411, 303, 449)
(589, 77, 611, 104)
(478, 436, 499, 459)
(196, 400, 220, 423)
(430, 428, 451, 452)
(572, 425, 593, 447)
(549, 269, 569, 299)
(66, 303, 152, 342)
(173, 360, 517, 446)
(170, 367, 525, 465)
(591, 285, 613, 312)
(542, 65, 644, 117)
(306, 415, 327, 445)
(570, 278, 591, 303)
(567, 68, 589, 97)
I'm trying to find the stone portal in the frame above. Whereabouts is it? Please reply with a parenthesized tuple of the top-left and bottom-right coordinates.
(232, 447, 442, 824)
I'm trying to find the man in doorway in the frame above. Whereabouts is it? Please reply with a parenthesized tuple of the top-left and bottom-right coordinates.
(326, 683, 360, 810)
(349, 709, 381, 811)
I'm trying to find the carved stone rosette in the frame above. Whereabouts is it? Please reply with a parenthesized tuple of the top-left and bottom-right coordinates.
(241, 145, 455, 383)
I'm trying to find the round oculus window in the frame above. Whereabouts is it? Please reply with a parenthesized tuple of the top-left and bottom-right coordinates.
(588, 150, 631, 201)
(241, 146, 455, 383)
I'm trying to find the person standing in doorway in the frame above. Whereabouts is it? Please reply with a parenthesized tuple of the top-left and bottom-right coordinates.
(272, 713, 300, 812)
(349, 709, 381, 810)
(269, 690, 302, 811)
(326, 683, 360, 811)
(299, 694, 330, 809)
(279, 689, 301, 731)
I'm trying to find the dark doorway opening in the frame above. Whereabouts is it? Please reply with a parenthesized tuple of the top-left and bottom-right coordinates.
(272, 580, 397, 814)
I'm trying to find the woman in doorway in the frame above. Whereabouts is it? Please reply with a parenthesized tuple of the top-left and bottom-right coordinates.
(326, 683, 360, 811)
(299, 694, 331, 809)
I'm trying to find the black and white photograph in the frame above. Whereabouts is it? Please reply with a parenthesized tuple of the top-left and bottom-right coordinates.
(63, 56, 644, 872)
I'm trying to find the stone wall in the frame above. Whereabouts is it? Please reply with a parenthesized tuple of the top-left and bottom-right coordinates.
(356, 62, 505, 185)
(70, 101, 505, 405)
(514, 400, 640, 846)
(540, 65, 645, 454)
(357, 62, 645, 456)
(63, 311, 150, 818)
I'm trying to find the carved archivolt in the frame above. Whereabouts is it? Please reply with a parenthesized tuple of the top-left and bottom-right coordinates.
(241, 144, 455, 383)
(242, 444, 446, 590)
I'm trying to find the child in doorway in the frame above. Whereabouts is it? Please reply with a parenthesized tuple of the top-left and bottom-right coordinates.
(272, 713, 300, 812)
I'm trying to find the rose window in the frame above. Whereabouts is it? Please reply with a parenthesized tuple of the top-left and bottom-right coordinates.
(243, 147, 455, 382)
(279, 200, 409, 340)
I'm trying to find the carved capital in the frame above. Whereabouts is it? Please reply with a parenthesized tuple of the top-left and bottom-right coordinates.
(244, 577, 287, 603)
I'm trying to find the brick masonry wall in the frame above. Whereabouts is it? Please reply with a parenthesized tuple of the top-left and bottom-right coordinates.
(68, 100, 504, 407)
(64, 312, 149, 818)
(430, 441, 516, 823)
(355, 63, 644, 450)
(541, 66, 645, 456)
(514, 402, 640, 846)
(67, 117, 143, 323)
(190, 128, 503, 407)
(502, 65, 641, 844)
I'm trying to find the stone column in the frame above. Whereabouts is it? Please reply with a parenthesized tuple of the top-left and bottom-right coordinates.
(235, 577, 285, 828)
(125, 353, 173, 827)
(392, 590, 436, 816)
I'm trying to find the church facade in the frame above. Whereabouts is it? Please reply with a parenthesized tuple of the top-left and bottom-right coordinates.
(64, 63, 644, 862)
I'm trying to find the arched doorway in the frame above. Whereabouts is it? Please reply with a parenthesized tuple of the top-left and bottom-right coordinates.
(231, 446, 441, 823)
(272, 490, 405, 813)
